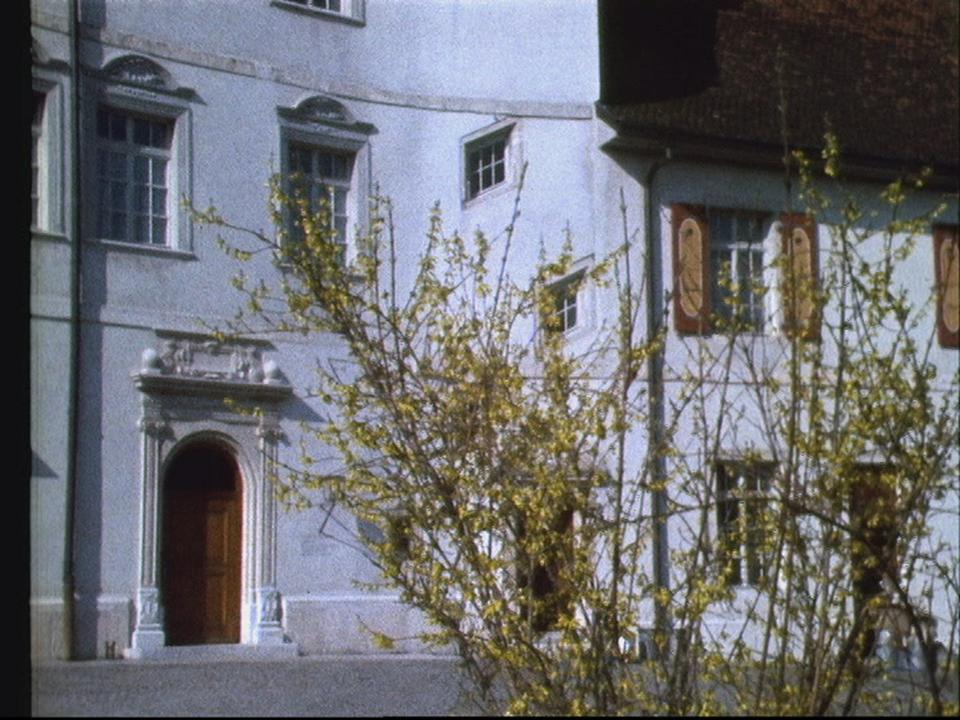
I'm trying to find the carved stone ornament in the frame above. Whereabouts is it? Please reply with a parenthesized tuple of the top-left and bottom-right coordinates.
(140, 337, 283, 385)
(104, 55, 174, 90)
(297, 96, 353, 124)
(257, 588, 282, 624)
(277, 95, 376, 136)
(135, 333, 292, 402)
(137, 587, 163, 626)
(137, 415, 167, 436)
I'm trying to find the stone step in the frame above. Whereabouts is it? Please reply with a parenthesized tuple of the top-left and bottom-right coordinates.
(123, 642, 300, 662)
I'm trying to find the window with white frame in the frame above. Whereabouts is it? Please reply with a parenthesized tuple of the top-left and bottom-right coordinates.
(87, 55, 194, 252)
(273, 0, 365, 23)
(544, 271, 585, 335)
(286, 142, 352, 259)
(716, 462, 772, 587)
(32, 91, 46, 228)
(95, 107, 173, 245)
(462, 121, 516, 203)
(277, 95, 374, 266)
(31, 76, 66, 234)
(709, 210, 770, 332)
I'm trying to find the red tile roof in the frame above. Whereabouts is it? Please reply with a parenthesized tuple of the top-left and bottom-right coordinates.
(599, 0, 959, 176)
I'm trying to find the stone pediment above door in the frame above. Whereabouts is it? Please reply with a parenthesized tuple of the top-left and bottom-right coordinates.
(133, 330, 292, 402)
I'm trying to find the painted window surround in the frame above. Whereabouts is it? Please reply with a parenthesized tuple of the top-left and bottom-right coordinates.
(671, 204, 819, 339)
(32, 64, 67, 237)
(83, 55, 195, 257)
(541, 255, 595, 343)
(277, 95, 375, 266)
(461, 118, 522, 208)
(270, 0, 365, 25)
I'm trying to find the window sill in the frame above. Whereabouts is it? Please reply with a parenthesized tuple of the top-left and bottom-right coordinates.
(462, 180, 519, 210)
(270, 0, 364, 26)
(31, 228, 69, 243)
(88, 238, 197, 260)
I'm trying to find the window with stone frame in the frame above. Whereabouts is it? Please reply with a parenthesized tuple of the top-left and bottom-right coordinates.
(276, 95, 373, 267)
(95, 106, 173, 246)
(32, 90, 47, 228)
(462, 121, 516, 203)
(543, 271, 585, 335)
(673, 206, 817, 338)
(285, 141, 353, 264)
(716, 462, 772, 587)
(709, 209, 770, 332)
(274, 0, 365, 22)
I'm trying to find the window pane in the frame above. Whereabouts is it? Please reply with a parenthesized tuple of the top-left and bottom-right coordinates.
(290, 146, 310, 173)
(151, 120, 171, 148)
(135, 215, 150, 244)
(133, 118, 151, 146)
(110, 112, 126, 141)
(97, 194, 109, 237)
(97, 108, 110, 139)
(316, 152, 332, 178)
(133, 156, 149, 184)
(712, 212, 732, 247)
(97, 149, 108, 180)
(152, 188, 166, 215)
(152, 158, 167, 187)
(152, 218, 167, 244)
(333, 187, 347, 213)
(110, 212, 126, 240)
(110, 182, 127, 210)
(109, 152, 127, 180)
(33, 91, 46, 128)
(135, 185, 148, 212)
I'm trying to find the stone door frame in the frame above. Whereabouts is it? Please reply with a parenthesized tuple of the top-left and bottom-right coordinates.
(129, 333, 292, 654)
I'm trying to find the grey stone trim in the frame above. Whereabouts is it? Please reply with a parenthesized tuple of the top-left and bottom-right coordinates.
(68, 26, 594, 120)
(130, 334, 293, 651)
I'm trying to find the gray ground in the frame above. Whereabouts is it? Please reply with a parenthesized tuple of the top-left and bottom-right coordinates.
(31, 654, 480, 717)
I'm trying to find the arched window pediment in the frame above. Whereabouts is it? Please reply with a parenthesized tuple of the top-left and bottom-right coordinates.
(278, 94, 376, 135)
(296, 95, 355, 125)
(99, 55, 195, 99)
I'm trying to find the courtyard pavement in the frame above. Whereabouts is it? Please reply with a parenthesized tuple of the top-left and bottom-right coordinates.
(30, 654, 480, 717)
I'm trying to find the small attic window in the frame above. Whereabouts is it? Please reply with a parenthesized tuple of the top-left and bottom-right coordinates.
(272, 0, 365, 24)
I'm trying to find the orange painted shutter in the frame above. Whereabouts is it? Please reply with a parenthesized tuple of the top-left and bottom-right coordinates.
(780, 213, 820, 341)
(934, 224, 959, 348)
(672, 204, 711, 335)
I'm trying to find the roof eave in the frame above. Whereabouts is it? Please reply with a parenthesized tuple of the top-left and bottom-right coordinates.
(596, 104, 959, 192)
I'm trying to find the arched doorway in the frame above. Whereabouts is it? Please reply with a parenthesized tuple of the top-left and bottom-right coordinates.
(161, 441, 242, 645)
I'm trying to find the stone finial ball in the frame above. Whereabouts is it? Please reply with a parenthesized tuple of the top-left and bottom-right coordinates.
(141, 348, 161, 372)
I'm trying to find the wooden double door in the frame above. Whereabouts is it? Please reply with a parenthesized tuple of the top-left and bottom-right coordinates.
(162, 442, 242, 645)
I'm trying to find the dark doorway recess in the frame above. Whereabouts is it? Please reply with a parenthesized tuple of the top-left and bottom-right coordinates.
(162, 441, 242, 645)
